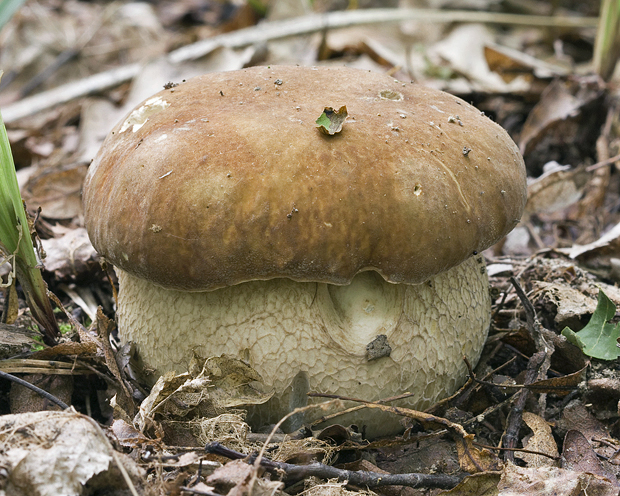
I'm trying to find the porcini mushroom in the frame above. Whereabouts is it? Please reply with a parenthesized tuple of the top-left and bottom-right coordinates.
(83, 66, 527, 436)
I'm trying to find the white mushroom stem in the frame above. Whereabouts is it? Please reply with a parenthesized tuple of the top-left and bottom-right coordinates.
(117, 256, 490, 436)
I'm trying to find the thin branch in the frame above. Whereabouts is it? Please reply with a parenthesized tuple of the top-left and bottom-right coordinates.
(205, 442, 465, 490)
(0, 369, 70, 409)
(473, 441, 559, 461)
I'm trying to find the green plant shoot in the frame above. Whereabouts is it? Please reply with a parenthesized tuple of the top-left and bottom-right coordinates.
(0, 71, 59, 344)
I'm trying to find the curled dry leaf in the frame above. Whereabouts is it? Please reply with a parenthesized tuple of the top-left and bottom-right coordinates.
(530, 281, 597, 329)
(484, 43, 568, 83)
(0, 410, 142, 496)
(525, 164, 588, 216)
(518, 78, 603, 165)
(316, 106, 348, 135)
(455, 434, 503, 474)
(440, 472, 501, 496)
(135, 355, 273, 432)
(498, 462, 618, 496)
(515, 412, 559, 468)
(40, 227, 99, 280)
(559, 221, 620, 260)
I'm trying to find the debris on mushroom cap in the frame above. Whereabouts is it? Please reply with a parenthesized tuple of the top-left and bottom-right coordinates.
(82, 65, 527, 293)
(316, 105, 348, 135)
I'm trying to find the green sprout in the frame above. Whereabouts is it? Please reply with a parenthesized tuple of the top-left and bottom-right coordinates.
(0, 72, 59, 345)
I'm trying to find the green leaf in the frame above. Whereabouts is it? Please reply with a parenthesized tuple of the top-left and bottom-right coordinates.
(561, 288, 620, 360)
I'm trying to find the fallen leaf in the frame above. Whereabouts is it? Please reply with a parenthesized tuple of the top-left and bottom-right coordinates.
(525, 163, 588, 215)
(561, 430, 615, 480)
(0, 411, 117, 496)
(21, 164, 87, 219)
(515, 412, 559, 468)
(40, 227, 98, 281)
(562, 288, 620, 360)
(441, 471, 501, 496)
(316, 106, 348, 135)
(519, 78, 603, 160)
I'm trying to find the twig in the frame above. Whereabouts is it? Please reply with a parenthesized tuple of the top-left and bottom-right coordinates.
(309, 392, 486, 472)
(205, 442, 465, 490)
(500, 350, 546, 463)
(309, 391, 415, 427)
(2, 8, 598, 123)
(586, 152, 620, 172)
(473, 441, 559, 461)
(463, 356, 574, 393)
(0, 369, 70, 409)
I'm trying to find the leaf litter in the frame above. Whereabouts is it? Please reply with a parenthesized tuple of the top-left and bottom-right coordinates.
(1, 0, 620, 494)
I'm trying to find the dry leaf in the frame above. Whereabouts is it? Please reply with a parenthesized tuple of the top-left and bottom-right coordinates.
(519, 78, 602, 157)
(40, 227, 98, 280)
(316, 106, 348, 135)
(455, 433, 503, 473)
(498, 462, 617, 496)
(441, 471, 502, 496)
(0, 411, 119, 496)
(515, 412, 559, 468)
(561, 430, 615, 480)
(484, 43, 568, 82)
(21, 165, 88, 219)
(525, 164, 588, 215)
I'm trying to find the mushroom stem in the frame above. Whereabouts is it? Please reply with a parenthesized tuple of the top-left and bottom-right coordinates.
(116, 255, 490, 436)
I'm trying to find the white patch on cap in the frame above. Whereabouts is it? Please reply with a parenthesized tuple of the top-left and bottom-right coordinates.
(120, 96, 170, 133)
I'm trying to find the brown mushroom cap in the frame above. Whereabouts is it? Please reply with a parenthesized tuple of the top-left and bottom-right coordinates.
(83, 65, 526, 291)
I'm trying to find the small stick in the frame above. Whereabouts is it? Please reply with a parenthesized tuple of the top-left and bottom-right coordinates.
(205, 442, 465, 490)
(0, 369, 69, 409)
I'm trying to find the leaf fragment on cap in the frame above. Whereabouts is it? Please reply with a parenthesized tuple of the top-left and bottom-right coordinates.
(316, 106, 348, 135)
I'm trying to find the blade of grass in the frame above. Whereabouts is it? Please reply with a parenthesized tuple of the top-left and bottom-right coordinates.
(0, 0, 27, 33)
(0, 71, 59, 345)
(594, 0, 620, 81)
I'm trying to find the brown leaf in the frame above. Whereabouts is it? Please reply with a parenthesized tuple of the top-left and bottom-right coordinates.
(515, 412, 559, 468)
(31, 341, 98, 359)
(111, 419, 152, 448)
(525, 164, 589, 216)
(21, 165, 88, 220)
(2, 278, 19, 325)
(207, 459, 253, 493)
(455, 434, 503, 473)
(519, 78, 602, 157)
(562, 430, 615, 481)
(441, 471, 501, 496)
(522, 365, 587, 396)
(40, 227, 98, 281)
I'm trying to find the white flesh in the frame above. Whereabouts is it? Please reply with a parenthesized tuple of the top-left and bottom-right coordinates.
(117, 256, 490, 436)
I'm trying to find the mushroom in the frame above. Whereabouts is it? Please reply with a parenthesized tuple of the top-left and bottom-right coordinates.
(83, 66, 527, 436)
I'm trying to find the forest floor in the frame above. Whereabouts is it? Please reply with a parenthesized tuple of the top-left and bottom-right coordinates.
(1, 0, 620, 495)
